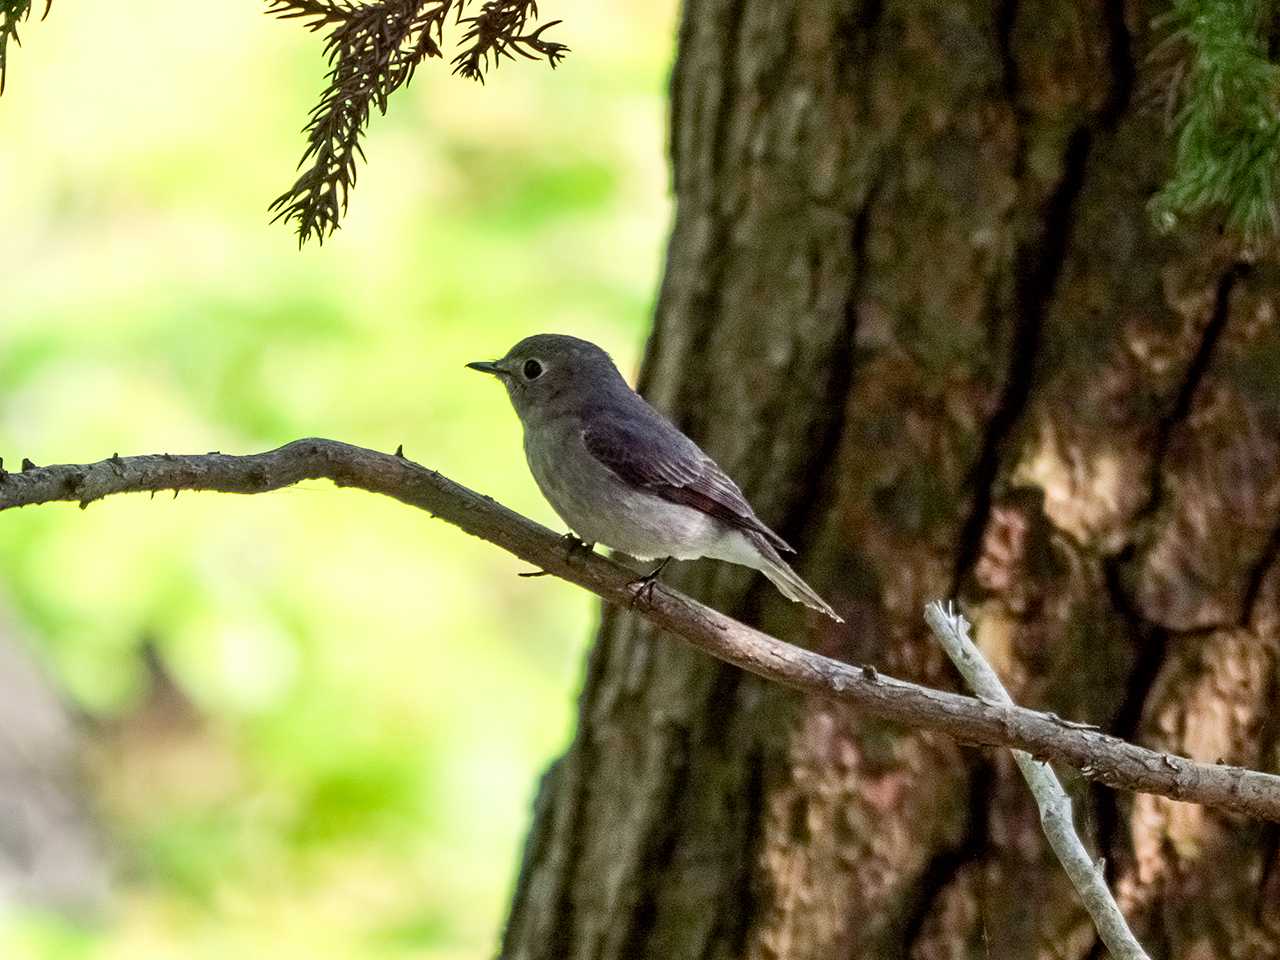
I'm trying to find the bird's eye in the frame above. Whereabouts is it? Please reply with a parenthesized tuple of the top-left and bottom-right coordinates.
(523, 358, 544, 380)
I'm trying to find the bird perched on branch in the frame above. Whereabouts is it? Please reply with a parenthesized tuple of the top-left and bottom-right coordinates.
(467, 334, 842, 621)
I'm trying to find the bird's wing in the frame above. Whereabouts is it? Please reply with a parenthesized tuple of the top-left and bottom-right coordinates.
(581, 412, 795, 554)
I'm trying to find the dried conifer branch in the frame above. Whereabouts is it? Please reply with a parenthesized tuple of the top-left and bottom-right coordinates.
(451, 2, 567, 81)
(0, 0, 52, 94)
(4, 438, 1280, 823)
(268, 0, 567, 245)
(925, 602, 1151, 960)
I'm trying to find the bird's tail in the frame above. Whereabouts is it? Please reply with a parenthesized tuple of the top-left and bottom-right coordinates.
(749, 533, 842, 623)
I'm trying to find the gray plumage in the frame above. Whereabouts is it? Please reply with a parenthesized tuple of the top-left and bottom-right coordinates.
(467, 334, 841, 622)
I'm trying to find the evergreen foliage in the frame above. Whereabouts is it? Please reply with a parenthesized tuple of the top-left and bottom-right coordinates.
(1151, 0, 1280, 241)
(2, 1, 1278, 244)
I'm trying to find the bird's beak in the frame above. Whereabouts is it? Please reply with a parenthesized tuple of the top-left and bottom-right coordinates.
(466, 359, 505, 377)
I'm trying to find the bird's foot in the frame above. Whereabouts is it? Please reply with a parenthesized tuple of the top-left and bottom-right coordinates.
(629, 557, 672, 608)
(562, 533, 595, 564)
(520, 534, 595, 578)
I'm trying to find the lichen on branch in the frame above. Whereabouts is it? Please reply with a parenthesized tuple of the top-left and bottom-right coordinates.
(267, 0, 568, 246)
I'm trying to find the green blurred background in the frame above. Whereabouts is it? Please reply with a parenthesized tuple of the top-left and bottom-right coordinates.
(0, 1, 676, 956)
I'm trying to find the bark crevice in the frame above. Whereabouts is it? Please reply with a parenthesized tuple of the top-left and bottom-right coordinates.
(1241, 518, 1280, 628)
(953, 125, 1094, 591)
(613, 724, 694, 960)
(718, 744, 769, 960)
(898, 762, 993, 957)
(1100, 0, 1134, 126)
(773, 187, 877, 559)
(1136, 263, 1248, 527)
(1091, 553, 1170, 884)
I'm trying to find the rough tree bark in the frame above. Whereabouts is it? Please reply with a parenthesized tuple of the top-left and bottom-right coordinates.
(502, 1, 1280, 958)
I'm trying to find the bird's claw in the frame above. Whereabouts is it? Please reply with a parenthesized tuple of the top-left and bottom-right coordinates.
(630, 577, 658, 608)
(628, 557, 672, 609)
(561, 533, 594, 564)
(519, 535, 595, 579)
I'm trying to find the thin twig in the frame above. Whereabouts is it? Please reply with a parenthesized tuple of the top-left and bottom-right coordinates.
(2, 438, 1280, 822)
(923, 602, 1150, 960)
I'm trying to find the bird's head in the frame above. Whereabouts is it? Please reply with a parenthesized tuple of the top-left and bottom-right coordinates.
(467, 333, 627, 423)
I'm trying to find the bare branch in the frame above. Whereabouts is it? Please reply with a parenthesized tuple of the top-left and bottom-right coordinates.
(924, 602, 1151, 960)
(3, 438, 1280, 822)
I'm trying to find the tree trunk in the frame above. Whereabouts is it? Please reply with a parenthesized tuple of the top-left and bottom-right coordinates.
(0, 618, 106, 916)
(502, 0, 1280, 957)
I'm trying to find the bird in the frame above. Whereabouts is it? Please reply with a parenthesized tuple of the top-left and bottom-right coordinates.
(467, 333, 842, 622)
